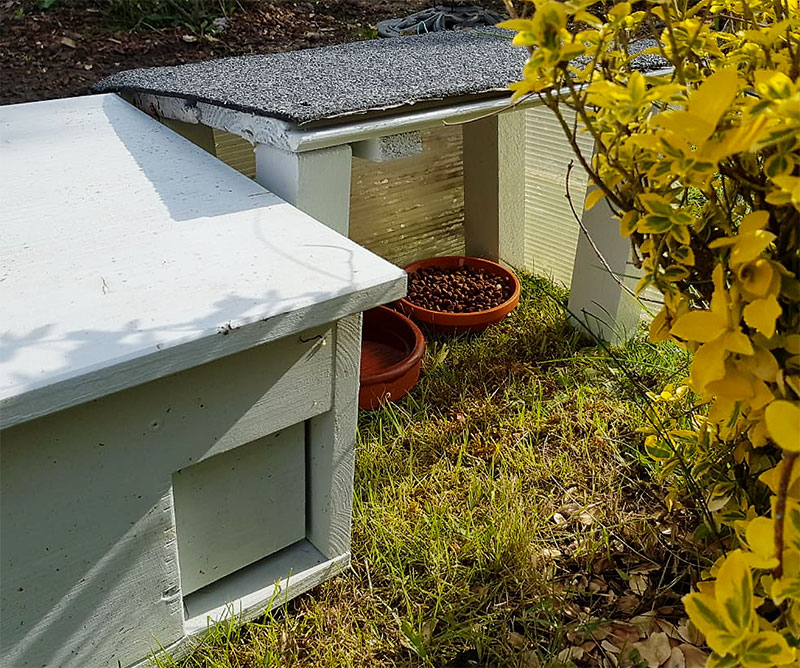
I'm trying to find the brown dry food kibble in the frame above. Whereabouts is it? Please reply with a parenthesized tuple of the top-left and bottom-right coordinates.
(406, 266, 515, 313)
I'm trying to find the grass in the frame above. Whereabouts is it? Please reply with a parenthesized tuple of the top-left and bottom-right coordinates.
(157, 272, 698, 668)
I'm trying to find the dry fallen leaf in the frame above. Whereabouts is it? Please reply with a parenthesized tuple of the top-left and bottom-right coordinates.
(59, 37, 77, 48)
(553, 512, 568, 525)
(678, 643, 708, 668)
(181, 34, 198, 43)
(676, 622, 703, 646)
(556, 646, 584, 664)
(508, 631, 526, 650)
(633, 631, 672, 668)
(588, 578, 608, 594)
(616, 594, 639, 613)
(664, 646, 686, 668)
(610, 621, 644, 644)
(629, 573, 649, 596)
(655, 619, 680, 640)
(521, 649, 541, 668)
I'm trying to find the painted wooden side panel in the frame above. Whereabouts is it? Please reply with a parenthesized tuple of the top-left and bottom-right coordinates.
(307, 314, 361, 560)
(523, 105, 595, 286)
(0, 328, 332, 668)
(173, 423, 306, 595)
(349, 126, 465, 268)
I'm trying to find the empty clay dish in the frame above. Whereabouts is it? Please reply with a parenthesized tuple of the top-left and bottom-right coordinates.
(359, 306, 426, 410)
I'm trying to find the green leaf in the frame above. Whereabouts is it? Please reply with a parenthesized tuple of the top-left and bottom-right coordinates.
(708, 653, 740, 668)
(639, 214, 672, 234)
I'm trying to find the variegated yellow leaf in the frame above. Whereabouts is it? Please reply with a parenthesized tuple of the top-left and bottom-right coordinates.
(743, 295, 782, 338)
(745, 516, 778, 564)
(714, 550, 754, 636)
(738, 630, 795, 668)
(671, 310, 728, 343)
(683, 591, 744, 655)
(765, 401, 800, 452)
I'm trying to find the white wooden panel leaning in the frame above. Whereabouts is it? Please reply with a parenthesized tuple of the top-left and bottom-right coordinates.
(0, 94, 406, 668)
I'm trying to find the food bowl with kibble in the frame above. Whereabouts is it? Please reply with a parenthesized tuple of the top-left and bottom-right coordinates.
(398, 256, 521, 332)
(359, 306, 426, 410)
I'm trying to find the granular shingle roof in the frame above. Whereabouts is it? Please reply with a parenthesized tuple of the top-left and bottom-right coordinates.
(93, 30, 667, 126)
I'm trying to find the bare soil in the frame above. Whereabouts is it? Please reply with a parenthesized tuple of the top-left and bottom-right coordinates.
(0, 1, 504, 105)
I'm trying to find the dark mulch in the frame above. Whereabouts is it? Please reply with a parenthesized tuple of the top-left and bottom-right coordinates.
(1, 1, 504, 105)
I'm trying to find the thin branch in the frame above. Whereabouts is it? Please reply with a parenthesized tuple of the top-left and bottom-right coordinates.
(564, 161, 661, 310)
(774, 452, 799, 579)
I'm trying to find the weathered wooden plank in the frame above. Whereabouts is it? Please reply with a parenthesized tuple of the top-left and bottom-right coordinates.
(306, 314, 362, 560)
(174, 423, 307, 594)
(179, 544, 350, 640)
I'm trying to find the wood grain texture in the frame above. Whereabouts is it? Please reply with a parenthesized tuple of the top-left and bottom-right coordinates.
(523, 105, 594, 286)
(255, 143, 353, 236)
(1, 94, 405, 428)
(173, 424, 306, 594)
(0, 327, 331, 668)
(463, 110, 526, 267)
(349, 126, 465, 268)
(306, 314, 362, 560)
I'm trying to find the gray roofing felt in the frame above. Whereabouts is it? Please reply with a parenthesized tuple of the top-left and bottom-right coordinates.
(94, 30, 668, 126)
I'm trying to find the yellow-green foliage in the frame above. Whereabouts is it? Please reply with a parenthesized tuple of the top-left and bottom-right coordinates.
(501, 0, 800, 665)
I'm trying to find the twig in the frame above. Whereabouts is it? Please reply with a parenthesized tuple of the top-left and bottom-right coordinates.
(774, 452, 799, 579)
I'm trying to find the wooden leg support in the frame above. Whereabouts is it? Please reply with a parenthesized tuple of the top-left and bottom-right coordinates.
(255, 144, 353, 236)
(567, 190, 641, 345)
(462, 109, 526, 268)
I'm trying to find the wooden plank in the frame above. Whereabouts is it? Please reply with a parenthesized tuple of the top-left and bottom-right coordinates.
(306, 314, 361, 560)
(523, 105, 594, 286)
(180, 542, 349, 639)
(173, 423, 307, 594)
(1, 95, 405, 428)
(254, 143, 353, 236)
(0, 328, 332, 668)
(349, 125, 465, 267)
(462, 109, 526, 267)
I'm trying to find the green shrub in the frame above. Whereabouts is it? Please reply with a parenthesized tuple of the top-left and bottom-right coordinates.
(501, 0, 800, 665)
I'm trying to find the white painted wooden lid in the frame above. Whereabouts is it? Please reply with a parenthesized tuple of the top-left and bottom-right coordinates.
(0, 94, 405, 428)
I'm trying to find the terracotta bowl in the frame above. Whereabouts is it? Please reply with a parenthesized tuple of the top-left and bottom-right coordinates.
(359, 306, 426, 410)
(397, 256, 521, 332)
